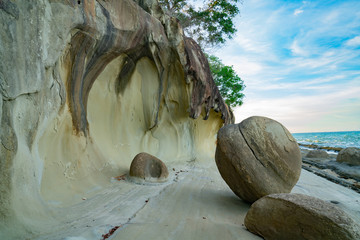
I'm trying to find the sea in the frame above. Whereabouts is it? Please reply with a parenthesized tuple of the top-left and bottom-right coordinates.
(292, 131, 360, 151)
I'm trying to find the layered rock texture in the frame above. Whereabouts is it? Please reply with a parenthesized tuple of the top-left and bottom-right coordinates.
(245, 193, 360, 240)
(215, 116, 302, 203)
(0, 0, 230, 238)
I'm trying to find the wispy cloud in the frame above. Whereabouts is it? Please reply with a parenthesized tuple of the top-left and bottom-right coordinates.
(234, 84, 360, 132)
(213, 0, 360, 132)
(346, 36, 360, 47)
(290, 40, 309, 56)
(294, 9, 303, 16)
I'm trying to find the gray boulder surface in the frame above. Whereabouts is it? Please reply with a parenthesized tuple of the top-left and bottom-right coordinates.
(337, 147, 360, 166)
(245, 193, 360, 240)
(215, 116, 302, 203)
(305, 149, 329, 158)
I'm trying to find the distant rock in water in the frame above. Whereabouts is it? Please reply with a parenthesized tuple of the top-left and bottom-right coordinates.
(306, 149, 329, 158)
(129, 153, 169, 183)
(245, 193, 360, 240)
(215, 116, 302, 203)
(337, 147, 360, 166)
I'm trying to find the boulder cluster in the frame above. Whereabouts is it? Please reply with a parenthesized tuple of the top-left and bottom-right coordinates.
(215, 116, 360, 239)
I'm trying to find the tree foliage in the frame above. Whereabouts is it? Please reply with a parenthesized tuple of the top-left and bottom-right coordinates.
(207, 55, 245, 108)
(159, 0, 240, 49)
(158, 0, 245, 108)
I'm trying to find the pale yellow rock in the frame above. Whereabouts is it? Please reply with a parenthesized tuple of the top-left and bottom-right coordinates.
(0, 0, 227, 238)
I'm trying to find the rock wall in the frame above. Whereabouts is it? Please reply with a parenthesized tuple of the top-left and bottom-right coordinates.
(0, 0, 230, 238)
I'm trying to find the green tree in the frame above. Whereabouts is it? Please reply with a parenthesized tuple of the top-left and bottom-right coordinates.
(159, 0, 241, 49)
(158, 0, 245, 108)
(207, 55, 245, 108)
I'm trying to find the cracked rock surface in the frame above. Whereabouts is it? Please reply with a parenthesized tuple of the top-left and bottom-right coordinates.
(245, 193, 360, 240)
(215, 116, 302, 203)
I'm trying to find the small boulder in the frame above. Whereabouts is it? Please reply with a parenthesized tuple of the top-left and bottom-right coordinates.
(336, 147, 360, 166)
(215, 116, 302, 203)
(305, 149, 329, 158)
(129, 152, 169, 183)
(245, 193, 360, 240)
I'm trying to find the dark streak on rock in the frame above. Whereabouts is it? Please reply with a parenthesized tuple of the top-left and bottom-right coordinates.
(0, 101, 17, 218)
(184, 38, 231, 124)
(0, 0, 20, 19)
(64, 0, 231, 136)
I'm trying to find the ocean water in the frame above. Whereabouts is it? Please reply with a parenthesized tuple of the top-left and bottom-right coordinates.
(292, 131, 360, 149)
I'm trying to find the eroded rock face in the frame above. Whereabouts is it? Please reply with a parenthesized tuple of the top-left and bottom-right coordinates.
(0, 0, 229, 238)
(245, 193, 360, 240)
(306, 149, 329, 158)
(129, 152, 169, 183)
(215, 116, 302, 203)
(337, 147, 360, 166)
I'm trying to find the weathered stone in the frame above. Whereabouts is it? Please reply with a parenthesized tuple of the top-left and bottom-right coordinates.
(215, 116, 302, 203)
(0, 0, 230, 238)
(130, 152, 169, 182)
(337, 147, 360, 166)
(305, 149, 329, 158)
(245, 193, 360, 240)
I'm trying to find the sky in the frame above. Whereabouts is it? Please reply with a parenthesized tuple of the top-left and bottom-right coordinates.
(212, 0, 360, 133)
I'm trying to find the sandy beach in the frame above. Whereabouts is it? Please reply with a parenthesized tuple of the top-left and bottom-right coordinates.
(31, 158, 360, 240)
(1, 1, 359, 239)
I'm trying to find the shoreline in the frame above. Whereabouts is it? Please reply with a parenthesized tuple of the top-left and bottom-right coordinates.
(299, 148, 360, 194)
(298, 143, 343, 152)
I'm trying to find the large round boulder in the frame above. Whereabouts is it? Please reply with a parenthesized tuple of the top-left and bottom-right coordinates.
(336, 147, 360, 166)
(245, 193, 360, 240)
(305, 149, 329, 158)
(215, 116, 302, 203)
(129, 152, 169, 183)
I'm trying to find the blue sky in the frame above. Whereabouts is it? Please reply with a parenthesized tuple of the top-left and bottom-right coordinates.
(213, 0, 360, 133)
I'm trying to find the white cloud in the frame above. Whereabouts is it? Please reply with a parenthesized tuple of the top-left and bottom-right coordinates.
(289, 40, 308, 56)
(345, 36, 360, 47)
(294, 1, 308, 16)
(214, 0, 360, 133)
(294, 9, 304, 16)
(222, 56, 264, 77)
(233, 34, 270, 54)
(244, 75, 345, 92)
(286, 48, 356, 71)
(233, 85, 360, 133)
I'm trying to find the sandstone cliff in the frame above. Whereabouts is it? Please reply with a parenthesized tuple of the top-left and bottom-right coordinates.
(0, 0, 230, 238)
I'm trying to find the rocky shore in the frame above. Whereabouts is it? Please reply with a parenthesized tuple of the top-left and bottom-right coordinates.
(1, 0, 359, 238)
(298, 143, 343, 152)
(299, 147, 360, 193)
